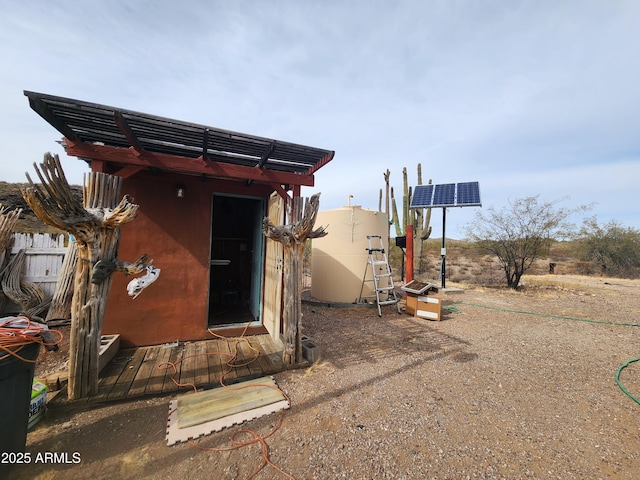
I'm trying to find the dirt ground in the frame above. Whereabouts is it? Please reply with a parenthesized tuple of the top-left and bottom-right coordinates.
(7, 274, 640, 479)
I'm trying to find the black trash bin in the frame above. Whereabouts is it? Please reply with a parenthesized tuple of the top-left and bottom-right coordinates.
(0, 342, 40, 476)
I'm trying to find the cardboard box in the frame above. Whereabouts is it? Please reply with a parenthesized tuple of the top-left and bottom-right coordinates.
(405, 294, 441, 321)
(28, 379, 47, 429)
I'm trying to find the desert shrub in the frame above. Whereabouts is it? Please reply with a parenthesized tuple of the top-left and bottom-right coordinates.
(574, 217, 640, 278)
(465, 196, 587, 289)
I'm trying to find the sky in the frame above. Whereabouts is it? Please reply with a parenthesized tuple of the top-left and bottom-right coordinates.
(1, 0, 639, 239)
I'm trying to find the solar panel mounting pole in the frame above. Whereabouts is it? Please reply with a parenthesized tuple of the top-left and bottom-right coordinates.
(409, 181, 481, 291)
(441, 207, 447, 289)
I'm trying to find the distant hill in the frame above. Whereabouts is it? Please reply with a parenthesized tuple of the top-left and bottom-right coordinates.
(0, 181, 83, 233)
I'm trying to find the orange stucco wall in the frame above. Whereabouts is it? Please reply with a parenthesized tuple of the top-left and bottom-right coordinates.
(101, 171, 273, 347)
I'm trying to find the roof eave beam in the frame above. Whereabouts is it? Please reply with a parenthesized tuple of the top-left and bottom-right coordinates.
(247, 141, 277, 186)
(256, 141, 277, 169)
(114, 164, 146, 179)
(62, 138, 315, 186)
(202, 128, 210, 161)
(28, 96, 79, 142)
(271, 184, 292, 203)
(114, 111, 146, 156)
(307, 151, 335, 175)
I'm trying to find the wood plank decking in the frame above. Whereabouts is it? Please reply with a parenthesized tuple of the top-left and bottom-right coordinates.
(89, 335, 285, 402)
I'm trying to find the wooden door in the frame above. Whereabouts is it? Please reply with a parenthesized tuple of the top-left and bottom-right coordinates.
(263, 192, 284, 343)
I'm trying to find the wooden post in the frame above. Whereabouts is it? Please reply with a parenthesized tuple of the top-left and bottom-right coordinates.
(263, 193, 327, 365)
(22, 153, 154, 399)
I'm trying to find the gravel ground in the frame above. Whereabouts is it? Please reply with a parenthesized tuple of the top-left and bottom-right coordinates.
(10, 274, 640, 479)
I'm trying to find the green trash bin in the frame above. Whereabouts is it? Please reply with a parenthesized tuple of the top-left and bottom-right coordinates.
(0, 342, 40, 477)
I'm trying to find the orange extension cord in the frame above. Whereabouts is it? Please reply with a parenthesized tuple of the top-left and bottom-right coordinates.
(159, 325, 297, 480)
(0, 316, 63, 362)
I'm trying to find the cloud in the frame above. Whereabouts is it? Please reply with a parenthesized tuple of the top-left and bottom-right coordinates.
(1, 0, 639, 235)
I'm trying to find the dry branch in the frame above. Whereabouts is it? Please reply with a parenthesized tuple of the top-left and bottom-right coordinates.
(1, 249, 45, 310)
(0, 205, 22, 310)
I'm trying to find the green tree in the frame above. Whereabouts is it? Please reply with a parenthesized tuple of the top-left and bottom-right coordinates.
(575, 217, 640, 278)
(466, 196, 587, 289)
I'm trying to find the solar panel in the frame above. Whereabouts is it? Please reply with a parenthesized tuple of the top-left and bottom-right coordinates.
(409, 181, 481, 208)
(432, 183, 455, 207)
(410, 184, 434, 208)
(456, 181, 481, 206)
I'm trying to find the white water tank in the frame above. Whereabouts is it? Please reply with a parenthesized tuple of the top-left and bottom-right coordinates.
(311, 205, 389, 303)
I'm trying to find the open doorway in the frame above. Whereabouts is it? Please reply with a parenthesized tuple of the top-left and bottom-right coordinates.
(209, 194, 265, 326)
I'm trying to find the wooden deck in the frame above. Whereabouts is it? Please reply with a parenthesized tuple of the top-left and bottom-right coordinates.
(89, 335, 285, 402)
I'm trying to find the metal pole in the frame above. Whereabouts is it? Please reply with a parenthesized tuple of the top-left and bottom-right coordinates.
(406, 225, 414, 282)
(441, 208, 446, 289)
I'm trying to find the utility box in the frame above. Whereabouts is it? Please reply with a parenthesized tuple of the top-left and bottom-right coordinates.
(402, 281, 441, 321)
(301, 336, 321, 363)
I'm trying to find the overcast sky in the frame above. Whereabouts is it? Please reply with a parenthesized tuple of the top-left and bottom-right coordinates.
(2, 0, 639, 238)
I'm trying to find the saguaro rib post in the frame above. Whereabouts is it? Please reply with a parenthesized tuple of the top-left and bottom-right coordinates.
(0, 205, 23, 310)
(263, 193, 327, 365)
(46, 239, 78, 322)
(22, 153, 153, 399)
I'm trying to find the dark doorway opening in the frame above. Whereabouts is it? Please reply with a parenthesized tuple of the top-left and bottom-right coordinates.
(209, 195, 264, 326)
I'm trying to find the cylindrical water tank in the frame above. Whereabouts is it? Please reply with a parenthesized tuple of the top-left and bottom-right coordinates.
(311, 205, 389, 303)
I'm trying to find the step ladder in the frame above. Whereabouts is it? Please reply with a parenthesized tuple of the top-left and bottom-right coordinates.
(358, 235, 401, 316)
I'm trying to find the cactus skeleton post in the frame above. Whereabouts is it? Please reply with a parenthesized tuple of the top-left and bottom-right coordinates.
(22, 153, 155, 399)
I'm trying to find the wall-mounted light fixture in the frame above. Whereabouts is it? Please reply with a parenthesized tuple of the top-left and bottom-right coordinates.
(176, 184, 186, 198)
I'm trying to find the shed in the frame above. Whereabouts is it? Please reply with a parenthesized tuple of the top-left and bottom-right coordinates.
(25, 91, 334, 348)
